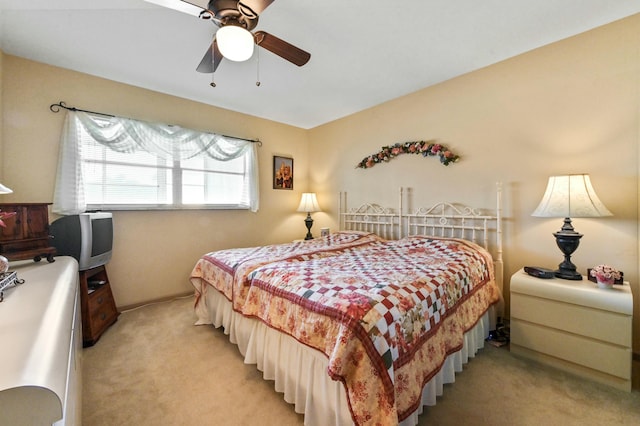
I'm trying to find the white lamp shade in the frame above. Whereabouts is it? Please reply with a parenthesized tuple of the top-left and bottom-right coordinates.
(297, 193, 321, 213)
(0, 182, 13, 194)
(216, 25, 254, 62)
(532, 174, 612, 218)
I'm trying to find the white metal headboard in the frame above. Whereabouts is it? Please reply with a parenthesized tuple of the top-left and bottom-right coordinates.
(338, 190, 403, 240)
(339, 184, 504, 301)
(406, 203, 494, 249)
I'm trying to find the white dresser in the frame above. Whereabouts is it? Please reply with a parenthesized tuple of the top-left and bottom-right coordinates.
(0, 257, 82, 425)
(510, 268, 633, 391)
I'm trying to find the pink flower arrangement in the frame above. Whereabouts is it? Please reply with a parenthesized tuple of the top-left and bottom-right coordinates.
(590, 264, 621, 284)
(0, 210, 17, 228)
(356, 140, 459, 169)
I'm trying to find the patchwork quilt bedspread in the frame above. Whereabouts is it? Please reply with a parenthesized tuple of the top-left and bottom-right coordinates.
(190, 233, 500, 426)
(190, 231, 382, 312)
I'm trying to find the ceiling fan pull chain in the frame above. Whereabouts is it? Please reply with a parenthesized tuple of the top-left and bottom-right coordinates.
(210, 43, 217, 88)
(256, 47, 261, 87)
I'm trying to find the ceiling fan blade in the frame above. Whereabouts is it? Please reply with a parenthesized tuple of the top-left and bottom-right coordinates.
(254, 31, 310, 67)
(144, 0, 215, 20)
(196, 39, 223, 73)
(238, 0, 275, 18)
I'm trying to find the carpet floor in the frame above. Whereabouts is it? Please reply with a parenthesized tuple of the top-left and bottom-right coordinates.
(83, 296, 640, 425)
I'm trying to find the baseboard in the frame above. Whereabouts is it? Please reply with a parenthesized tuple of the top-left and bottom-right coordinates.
(118, 291, 194, 312)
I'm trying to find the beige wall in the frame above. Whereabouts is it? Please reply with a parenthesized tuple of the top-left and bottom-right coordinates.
(309, 14, 640, 351)
(1, 15, 639, 352)
(0, 56, 310, 307)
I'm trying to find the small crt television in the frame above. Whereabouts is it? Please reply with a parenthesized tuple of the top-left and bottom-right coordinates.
(50, 212, 113, 271)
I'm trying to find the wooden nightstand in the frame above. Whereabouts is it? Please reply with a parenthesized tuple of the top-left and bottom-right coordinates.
(510, 268, 633, 391)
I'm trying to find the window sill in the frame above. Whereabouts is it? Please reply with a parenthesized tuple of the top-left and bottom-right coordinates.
(86, 204, 251, 212)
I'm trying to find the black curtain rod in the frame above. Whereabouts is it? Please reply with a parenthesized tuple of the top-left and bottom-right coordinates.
(49, 101, 262, 146)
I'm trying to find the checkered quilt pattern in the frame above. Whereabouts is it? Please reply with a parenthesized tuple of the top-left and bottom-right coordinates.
(190, 231, 382, 310)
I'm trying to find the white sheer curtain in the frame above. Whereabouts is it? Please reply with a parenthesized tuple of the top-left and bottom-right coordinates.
(53, 111, 259, 214)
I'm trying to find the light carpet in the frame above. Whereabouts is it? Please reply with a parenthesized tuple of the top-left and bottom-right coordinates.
(83, 296, 640, 425)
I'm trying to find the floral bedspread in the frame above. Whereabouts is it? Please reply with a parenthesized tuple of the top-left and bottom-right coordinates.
(190, 231, 382, 316)
(190, 234, 500, 425)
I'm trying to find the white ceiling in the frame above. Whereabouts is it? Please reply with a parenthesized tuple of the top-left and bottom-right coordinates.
(1, 1, 639, 129)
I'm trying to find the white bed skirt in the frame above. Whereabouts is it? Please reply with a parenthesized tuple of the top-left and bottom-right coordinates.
(201, 288, 495, 426)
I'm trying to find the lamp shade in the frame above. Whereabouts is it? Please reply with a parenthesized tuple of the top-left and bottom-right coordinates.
(297, 193, 321, 213)
(532, 174, 612, 218)
(0, 182, 13, 194)
(216, 25, 254, 62)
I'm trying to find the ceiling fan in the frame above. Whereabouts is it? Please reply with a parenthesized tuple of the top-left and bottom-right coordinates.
(146, 0, 311, 74)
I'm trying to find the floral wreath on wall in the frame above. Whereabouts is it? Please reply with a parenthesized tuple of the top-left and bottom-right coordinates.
(356, 140, 459, 169)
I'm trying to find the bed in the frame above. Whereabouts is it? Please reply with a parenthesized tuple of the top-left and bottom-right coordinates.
(190, 186, 504, 425)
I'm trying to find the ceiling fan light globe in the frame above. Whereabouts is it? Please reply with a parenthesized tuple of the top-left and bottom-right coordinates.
(217, 26, 254, 62)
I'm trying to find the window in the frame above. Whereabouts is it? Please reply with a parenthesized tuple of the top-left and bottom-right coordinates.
(81, 124, 250, 209)
(53, 111, 259, 214)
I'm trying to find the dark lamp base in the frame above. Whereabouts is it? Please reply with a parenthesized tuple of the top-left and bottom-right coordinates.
(303, 213, 314, 240)
(552, 218, 583, 281)
(554, 270, 583, 281)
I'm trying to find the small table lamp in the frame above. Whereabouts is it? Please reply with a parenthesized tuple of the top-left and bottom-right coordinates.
(0, 183, 12, 194)
(0, 182, 14, 229)
(297, 193, 321, 240)
(532, 174, 612, 280)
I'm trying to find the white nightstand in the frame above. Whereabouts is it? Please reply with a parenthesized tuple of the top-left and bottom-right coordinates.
(510, 268, 633, 391)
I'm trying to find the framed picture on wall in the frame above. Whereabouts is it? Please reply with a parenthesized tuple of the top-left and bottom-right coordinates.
(273, 156, 294, 190)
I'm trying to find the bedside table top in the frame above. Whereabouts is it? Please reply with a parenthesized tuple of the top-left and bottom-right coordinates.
(511, 269, 633, 315)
